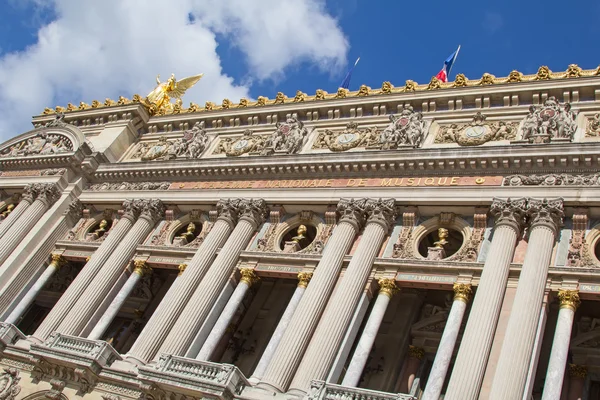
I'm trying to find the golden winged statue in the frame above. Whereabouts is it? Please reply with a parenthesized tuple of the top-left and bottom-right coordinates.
(143, 73, 203, 115)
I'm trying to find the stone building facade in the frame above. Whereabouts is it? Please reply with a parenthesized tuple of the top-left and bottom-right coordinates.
(0, 65, 599, 399)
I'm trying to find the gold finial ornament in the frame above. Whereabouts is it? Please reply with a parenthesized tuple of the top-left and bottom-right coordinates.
(297, 272, 313, 288)
(188, 102, 200, 112)
(222, 98, 232, 109)
(274, 92, 287, 104)
(1, 204, 14, 218)
(434, 227, 449, 249)
(378, 278, 398, 298)
(535, 66, 552, 80)
(403, 80, 417, 92)
(293, 90, 307, 102)
(238, 98, 249, 108)
(408, 345, 425, 360)
(43, 107, 55, 115)
(565, 64, 583, 78)
(55, 106, 66, 113)
(381, 81, 393, 94)
(479, 73, 495, 85)
(131, 94, 142, 103)
(66, 103, 77, 111)
(78, 101, 90, 110)
(50, 253, 66, 270)
(91, 100, 101, 108)
(240, 267, 259, 286)
(178, 263, 188, 276)
(133, 260, 152, 277)
(568, 364, 587, 378)
(334, 88, 348, 99)
(104, 98, 116, 106)
(506, 70, 523, 83)
(117, 96, 130, 105)
(315, 89, 327, 100)
(205, 101, 215, 111)
(453, 73, 468, 87)
(256, 96, 268, 106)
(453, 283, 473, 303)
(143, 73, 203, 116)
(558, 289, 580, 311)
(427, 76, 442, 90)
(356, 84, 370, 96)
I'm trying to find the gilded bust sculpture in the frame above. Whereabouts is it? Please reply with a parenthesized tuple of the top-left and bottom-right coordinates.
(434, 227, 449, 248)
(292, 225, 310, 248)
(179, 222, 196, 243)
(94, 219, 109, 238)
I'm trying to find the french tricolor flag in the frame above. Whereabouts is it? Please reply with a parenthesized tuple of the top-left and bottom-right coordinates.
(435, 46, 461, 83)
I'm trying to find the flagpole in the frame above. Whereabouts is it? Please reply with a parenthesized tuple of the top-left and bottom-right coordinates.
(448, 45, 461, 76)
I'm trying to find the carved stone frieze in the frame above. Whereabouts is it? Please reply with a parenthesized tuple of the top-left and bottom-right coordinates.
(526, 198, 564, 232)
(365, 198, 397, 231)
(490, 198, 527, 233)
(261, 116, 309, 155)
(520, 96, 578, 143)
(378, 106, 428, 149)
(392, 208, 418, 259)
(312, 122, 378, 152)
(0, 131, 73, 158)
(435, 112, 517, 146)
(29, 355, 95, 395)
(586, 113, 600, 137)
(504, 174, 600, 186)
(214, 129, 267, 156)
(88, 182, 171, 191)
(41, 168, 67, 176)
(132, 123, 210, 161)
(0, 368, 21, 400)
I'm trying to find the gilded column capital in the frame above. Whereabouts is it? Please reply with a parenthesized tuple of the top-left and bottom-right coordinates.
(177, 263, 187, 276)
(526, 198, 564, 234)
(568, 363, 587, 378)
(490, 197, 527, 233)
(139, 199, 166, 223)
(557, 289, 580, 311)
(216, 198, 241, 226)
(453, 283, 473, 303)
(240, 267, 260, 286)
(297, 272, 313, 288)
(49, 254, 66, 270)
(408, 345, 425, 360)
(133, 260, 152, 277)
(237, 199, 268, 228)
(337, 198, 368, 231)
(378, 278, 398, 298)
(365, 198, 397, 231)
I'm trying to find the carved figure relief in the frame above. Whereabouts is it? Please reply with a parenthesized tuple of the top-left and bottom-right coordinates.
(88, 182, 171, 191)
(503, 174, 600, 187)
(520, 96, 578, 143)
(0, 132, 73, 158)
(392, 209, 418, 259)
(133, 123, 210, 161)
(586, 114, 600, 137)
(378, 106, 428, 149)
(435, 112, 517, 146)
(261, 116, 309, 155)
(215, 130, 267, 157)
(0, 368, 20, 400)
(312, 122, 378, 152)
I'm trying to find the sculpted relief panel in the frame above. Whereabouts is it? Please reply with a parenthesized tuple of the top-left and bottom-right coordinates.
(435, 112, 517, 146)
(130, 122, 209, 161)
(520, 96, 578, 143)
(0, 132, 73, 158)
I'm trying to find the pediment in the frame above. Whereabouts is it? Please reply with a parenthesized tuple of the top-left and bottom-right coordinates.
(572, 328, 600, 349)
(411, 311, 448, 336)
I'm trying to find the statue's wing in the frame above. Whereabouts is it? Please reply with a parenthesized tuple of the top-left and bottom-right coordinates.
(169, 74, 204, 98)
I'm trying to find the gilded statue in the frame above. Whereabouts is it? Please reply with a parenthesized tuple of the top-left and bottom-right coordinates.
(434, 228, 449, 248)
(205, 101, 215, 111)
(335, 88, 348, 99)
(291, 225, 310, 248)
(179, 222, 196, 243)
(188, 102, 200, 112)
(293, 90, 306, 102)
(78, 101, 90, 110)
(66, 103, 77, 111)
(274, 92, 286, 104)
(0, 204, 14, 220)
(144, 73, 203, 115)
(257, 96, 268, 106)
(94, 219, 109, 237)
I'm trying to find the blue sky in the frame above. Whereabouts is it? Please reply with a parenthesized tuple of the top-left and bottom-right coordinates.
(0, 0, 598, 140)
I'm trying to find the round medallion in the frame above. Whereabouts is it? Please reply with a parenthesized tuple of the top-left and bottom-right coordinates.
(280, 125, 291, 134)
(464, 126, 488, 138)
(337, 132, 358, 145)
(398, 117, 410, 127)
(233, 139, 249, 151)
(540, 109, 556, 119)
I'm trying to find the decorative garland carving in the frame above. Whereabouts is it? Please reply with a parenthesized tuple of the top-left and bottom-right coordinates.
(88, 182, 171, 191)
(256, 206, 285, 252)
(504, 174, 600, 186)
(312, 122, 378, 152)
(446, 210, 487, 262)
(436, 112, 517, 146)
(214, 130, 267, 156)
(392, 208, 418, 259)
(132, 123, 209, 161)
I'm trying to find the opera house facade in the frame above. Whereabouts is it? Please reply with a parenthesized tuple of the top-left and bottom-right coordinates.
(0, 65, 598, 399)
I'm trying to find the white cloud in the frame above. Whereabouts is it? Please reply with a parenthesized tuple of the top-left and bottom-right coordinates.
(0, 0, 348, 141)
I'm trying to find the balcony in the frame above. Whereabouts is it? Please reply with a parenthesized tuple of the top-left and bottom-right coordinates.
(306, 381, 416, 400)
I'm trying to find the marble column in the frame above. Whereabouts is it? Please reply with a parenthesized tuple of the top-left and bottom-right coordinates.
(32, 199, 140, 342)
(4, 254, 67, 325)
(289, 199, 396, 395)
(126, 200, 239, 364)
(259, 199, 368, 393)
(444, 198, 527, 400)
(157, 199, 266, 358)
(0, 194, 27, 239)
(490, 198, 564, 400)
(341, 278, 397, 387)
(87, 260, 152, 340)
(56, 199, 165, 336)
(541, 290, 581, 400)
(0, 183, 61, 266)
(196, 268, 259, 360)
(567, 364, 586, 400)
(421, 283, 473, 400)
(250, 272, 312, 383)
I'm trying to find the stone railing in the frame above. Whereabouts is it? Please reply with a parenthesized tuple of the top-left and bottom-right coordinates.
(306, 381, 416, 400)
(137, 354, 248, 400)
(0, 323, 25, 351)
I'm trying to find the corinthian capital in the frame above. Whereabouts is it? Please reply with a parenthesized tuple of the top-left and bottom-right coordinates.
(527, 197, 564, 233)
(216, 198, 241, 225)
(22, 184, 40, 202)
(365, 198, 397, 231)
(139, 199, 166, 222)
(64, 199, 83, 223)
(337, 198, 368, 230)
(36, 183, 61, 206)
(121, 199, 144, 220)
(490, 197, 527, 233)
(238, 198, 268, 227)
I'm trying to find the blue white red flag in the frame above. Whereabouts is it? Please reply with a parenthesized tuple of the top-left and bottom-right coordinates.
(340, 57, 360, 89)
(435, 46, 461, 83)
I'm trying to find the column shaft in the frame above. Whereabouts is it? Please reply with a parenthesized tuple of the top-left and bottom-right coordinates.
(0, 198, 31, 240)
(489, 224, 558, 399)
(32, 209, 134, 341)
(541, 291, 580, 400)
(56, 211, 159, 336)
(341, 280, 396, 387)
(250, 273, 311, 382)
(259, 221, 358, 392)
(126, 218, 233, 364)
(421, 284, 472, 400)
(5, 255, 64, 325)
(196, 269, 257, 361)
(87, 264, 148, 340)
(445, 198, 527, 400)
(158, 217, 260, 357)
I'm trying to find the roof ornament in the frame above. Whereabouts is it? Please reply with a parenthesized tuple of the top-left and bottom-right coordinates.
(142, 73, 203, 116)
